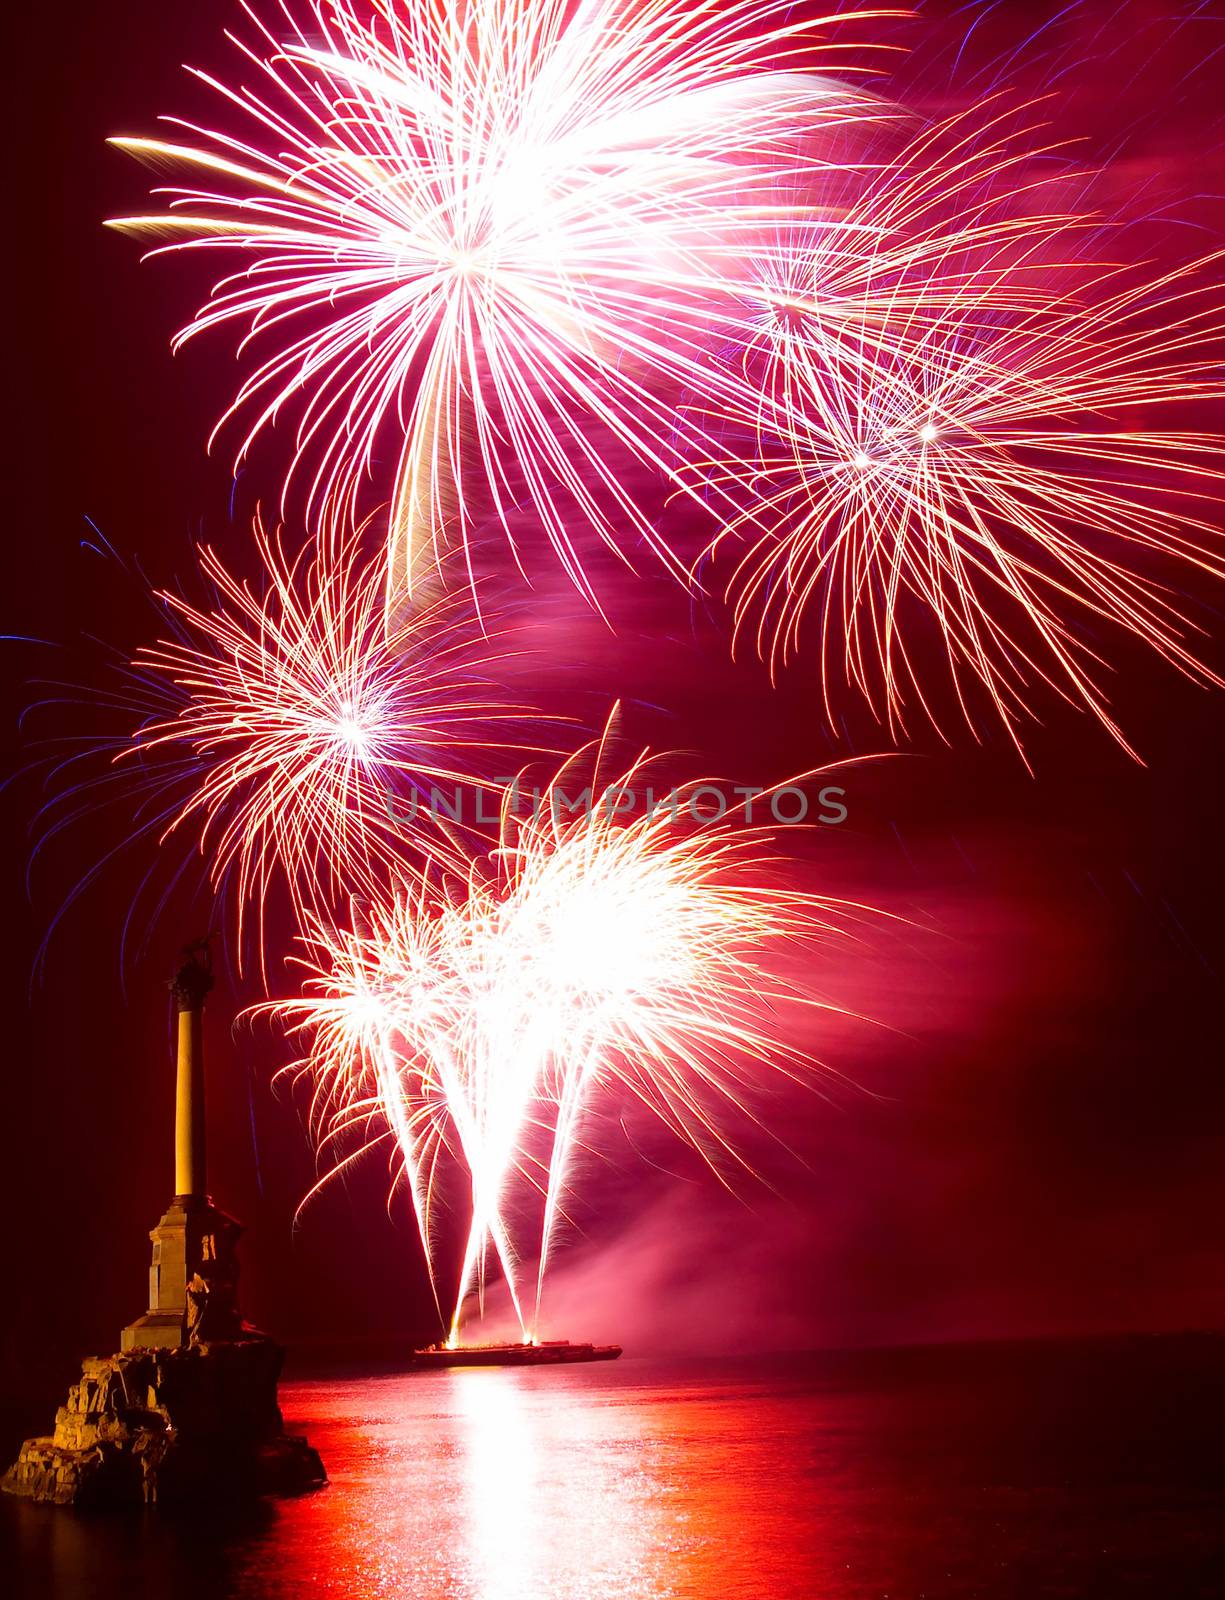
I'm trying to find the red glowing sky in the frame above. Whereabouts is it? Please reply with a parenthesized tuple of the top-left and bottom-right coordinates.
(3, 0, 1224, 1369)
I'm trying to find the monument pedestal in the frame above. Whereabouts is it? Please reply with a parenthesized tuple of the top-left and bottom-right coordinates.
(121, 1196, 243, 1351)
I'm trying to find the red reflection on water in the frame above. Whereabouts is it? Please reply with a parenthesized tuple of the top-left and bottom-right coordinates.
(261, 1366, 832, 1600)
(5, 1344, 1222, 1598)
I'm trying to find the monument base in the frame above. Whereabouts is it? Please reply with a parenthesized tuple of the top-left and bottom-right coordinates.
(2, 1337, 325, 1507)
(120, 1310, 189, 1350)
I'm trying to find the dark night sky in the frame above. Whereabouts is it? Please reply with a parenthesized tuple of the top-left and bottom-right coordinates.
(3, 0, 1225, 1423)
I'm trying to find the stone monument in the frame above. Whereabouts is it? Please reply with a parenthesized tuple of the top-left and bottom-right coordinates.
(3, 941, 326, 1507)
(122, 940, 244, 1350)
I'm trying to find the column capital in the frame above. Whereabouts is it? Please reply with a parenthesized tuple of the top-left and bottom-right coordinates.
(171, 940, 215, 1013)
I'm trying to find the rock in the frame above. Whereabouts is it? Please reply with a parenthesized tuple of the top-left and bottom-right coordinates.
(2, 1337, 326, 1508)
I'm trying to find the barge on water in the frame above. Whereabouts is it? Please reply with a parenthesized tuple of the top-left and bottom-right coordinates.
(409, 1339, 622, 1369)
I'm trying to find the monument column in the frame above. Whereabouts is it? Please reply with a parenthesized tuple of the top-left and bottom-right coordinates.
(173, 950, 211, 1200)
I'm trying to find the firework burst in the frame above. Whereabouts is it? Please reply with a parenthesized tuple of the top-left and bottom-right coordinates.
(109, 523, 531, 968)
(689, 106, 1225, 757)
(108, 0, 886, 611)
(269, 718, 871, 1342)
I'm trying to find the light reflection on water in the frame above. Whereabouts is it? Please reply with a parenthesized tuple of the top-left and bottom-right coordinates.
(274, 1364, 774, 1600)
(451, 1369, 664, 1599)
(4, 1342, 1224, 1599)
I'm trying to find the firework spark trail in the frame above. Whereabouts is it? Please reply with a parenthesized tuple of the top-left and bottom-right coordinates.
(24, 589, 225, 980)
(266, 888, 457, 1318)
(107, 0, 891, 613)
(270, 720, 875, 1342)
(686, 108, 1225, 757)
(731, 98, 1098, 378)
(270, 873, 543, 1336)
(124, 522, 534, 970)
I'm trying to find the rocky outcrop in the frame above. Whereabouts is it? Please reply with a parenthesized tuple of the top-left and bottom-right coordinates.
(2, 1337, 325, 1507)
